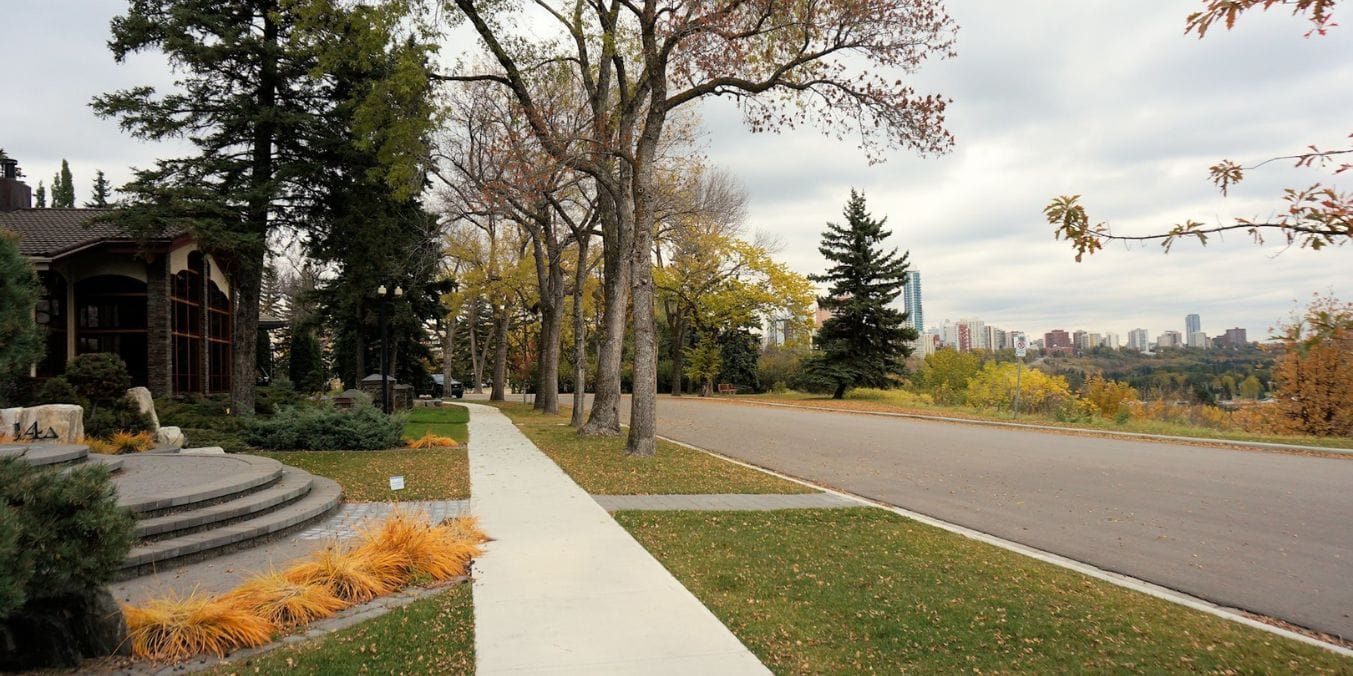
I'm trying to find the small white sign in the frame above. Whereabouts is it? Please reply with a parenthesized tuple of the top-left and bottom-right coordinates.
(389, 475, 405, 491)
(1014, 334, 1029, 357)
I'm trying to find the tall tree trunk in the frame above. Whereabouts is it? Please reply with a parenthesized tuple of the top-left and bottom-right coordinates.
(530, 222, 564, 415)
(668, 312, 686, 396)
(625, 124, 663, 457)
(231, 5, 278, 417)
(491, 305, 508, 401)
(353, 302, 365, 389)
(469, 298, 484, 394)
(570, 236, 590, 427)
(442, 314, 458, 399)
(580, 190, 630, 436)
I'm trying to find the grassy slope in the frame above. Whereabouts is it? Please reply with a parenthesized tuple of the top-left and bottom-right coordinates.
(254, 446, 469, 501)
(618, 509, 1352, 673)
(489, 401, 813, 495)
(211, 584, 473, 675)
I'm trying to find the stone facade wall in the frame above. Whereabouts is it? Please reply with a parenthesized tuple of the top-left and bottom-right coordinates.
(144, 254, 173, 397)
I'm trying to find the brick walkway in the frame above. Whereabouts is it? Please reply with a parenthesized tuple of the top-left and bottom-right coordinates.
(592, 492, 859, 511)
(296, 499, 472, 540)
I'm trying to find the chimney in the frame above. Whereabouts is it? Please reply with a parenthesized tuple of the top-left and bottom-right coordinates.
(0, 157, 33, 212)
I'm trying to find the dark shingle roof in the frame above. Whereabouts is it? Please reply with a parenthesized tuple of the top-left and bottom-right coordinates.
(0, 208, 148, 257)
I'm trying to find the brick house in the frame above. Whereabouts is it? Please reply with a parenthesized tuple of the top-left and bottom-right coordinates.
(0, 157, 233, 397)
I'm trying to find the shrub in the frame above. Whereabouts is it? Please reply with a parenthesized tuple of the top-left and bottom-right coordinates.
(283, 546, 399, 604)
(107, 431, 155, 454)
(1083, 374, 1139, 419)
(177, 427, 250, 453)
(123, 592, 273, 660)
(966, 362, 1074, 414)
(64, 353, 131, 407)
(914, 349, 983, 405)
(254, 381, 306, 416)
(246, 404, 404, 451)
(85, 396, 155, 439)
(0, 508, 25, 618)
(35, 376, 81, 406)
(0, 458, 134, 608)
(157, 396, 246, 433)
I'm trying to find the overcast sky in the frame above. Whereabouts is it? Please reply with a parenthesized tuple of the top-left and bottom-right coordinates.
(4, 1, 1351, 342)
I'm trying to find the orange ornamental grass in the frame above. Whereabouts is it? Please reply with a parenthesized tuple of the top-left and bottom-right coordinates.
(355, 511, 482, 581)
(123, 591, 273, 660)
(218, 570, 347, 628)
(283, 545, 403, 604)
(406, 433, 459, 448)
(440, 514, 490, 546)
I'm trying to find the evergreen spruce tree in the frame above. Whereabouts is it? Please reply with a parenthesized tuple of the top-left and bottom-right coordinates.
(805, 190, 918, 399)
(0, 231, 44, 383)
(52, 160, 75, 208)
(34, 182, 45, 208)
(85, 170, 112, 207)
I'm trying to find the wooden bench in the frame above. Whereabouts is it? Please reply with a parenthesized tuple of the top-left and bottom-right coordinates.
(717, 383, 737, 396)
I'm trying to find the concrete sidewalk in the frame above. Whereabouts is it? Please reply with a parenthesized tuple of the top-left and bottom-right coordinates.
(464, 403, 769, 675)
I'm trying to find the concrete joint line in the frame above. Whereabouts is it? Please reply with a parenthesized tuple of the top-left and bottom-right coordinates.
(655, 434, 1353, 659)
(730, 399, 1353, 456)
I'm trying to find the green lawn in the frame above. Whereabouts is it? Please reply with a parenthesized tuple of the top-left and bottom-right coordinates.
(210, 583, 473, 675)
(404, 404, 470, 444)
(489, 402, 812, 495)
(617, 508, 1352, 673)
(255, 447, 469, 501)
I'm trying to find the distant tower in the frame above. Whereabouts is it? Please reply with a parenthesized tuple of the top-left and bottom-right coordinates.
(1185, 313, 1201, 337)
(903, 270, 924, 333)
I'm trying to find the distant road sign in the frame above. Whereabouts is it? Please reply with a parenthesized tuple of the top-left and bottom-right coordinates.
(1014, 335, 1028, 357)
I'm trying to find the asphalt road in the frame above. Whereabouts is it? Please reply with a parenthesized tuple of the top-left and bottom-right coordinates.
(621, 396, 1353, 640)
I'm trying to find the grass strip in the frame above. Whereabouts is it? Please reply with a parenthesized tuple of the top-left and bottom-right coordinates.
(210, 583, 473, 675)
(255, 447, 469, 501)
(745, 393, 1353, 451)
(404, 404, 470, 444)
(617, 508, 1352, 673)
(489, 401, 813, 495)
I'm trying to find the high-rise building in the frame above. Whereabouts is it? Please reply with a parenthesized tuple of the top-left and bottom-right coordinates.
(1188, 331, 1210, 349)
(957, 318, 986, 352)
(1217, 327, 1248, 348)
(1102, 333, 1120, 350)
(1158, 330, 1183, 349)
(902, 270, 923, 333)
(1128, 328, 1150, 351)
(1044, 329, 1073, 356)
(1186, 313, 1201, 338)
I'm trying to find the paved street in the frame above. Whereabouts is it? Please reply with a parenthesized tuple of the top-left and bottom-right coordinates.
(621, 396, 1353, 640)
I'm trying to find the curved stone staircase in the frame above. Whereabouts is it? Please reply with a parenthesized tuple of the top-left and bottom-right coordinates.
(1, 443, 342, 579)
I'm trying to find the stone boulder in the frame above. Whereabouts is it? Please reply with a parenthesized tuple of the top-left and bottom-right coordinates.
(13, 405, 84, 444)
(125, 386, 160, 432)
(0, 408, 20, 441)
(155, 425, 185, 449)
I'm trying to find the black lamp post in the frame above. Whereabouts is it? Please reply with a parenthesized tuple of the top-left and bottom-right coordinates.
(376, 283, 404, 414)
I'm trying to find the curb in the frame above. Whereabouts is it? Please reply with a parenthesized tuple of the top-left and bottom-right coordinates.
(655, 433, 1353, 659)
(709, 398, 1353, 456)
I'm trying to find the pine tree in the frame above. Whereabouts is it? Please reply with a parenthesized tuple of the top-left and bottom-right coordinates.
(52, 160, 75, 207)
(0, 231, 44, 382)
(34, 182, 46, 208)
(805, 190, 918, 399)
(86, 170, 112, 207)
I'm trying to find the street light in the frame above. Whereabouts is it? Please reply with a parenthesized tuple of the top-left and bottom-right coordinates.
(376, 283, 404, 414)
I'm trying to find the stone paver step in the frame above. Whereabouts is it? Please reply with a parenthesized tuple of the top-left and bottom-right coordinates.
(113, 454, 284, 515)
(0, 443, 88, 466)
(591, 492, 859, 512)
(134, 467, 317, 541)
(118, 476, 342, 576)
(296, 499, 472, 541)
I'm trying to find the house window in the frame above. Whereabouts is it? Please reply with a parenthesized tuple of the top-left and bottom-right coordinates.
(74, 275, 148, 386)
(36, 272, 67, 378)
(171, 252, 205, 393)
(207, 281, 231, 393)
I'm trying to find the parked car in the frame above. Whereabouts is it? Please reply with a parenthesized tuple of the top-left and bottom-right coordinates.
(431, 374, 465, 399)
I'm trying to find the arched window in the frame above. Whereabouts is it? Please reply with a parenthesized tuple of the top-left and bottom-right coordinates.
(171, 252, 205, 393)
(75, 274, 148, 385)
(207, 280, 231, 393)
